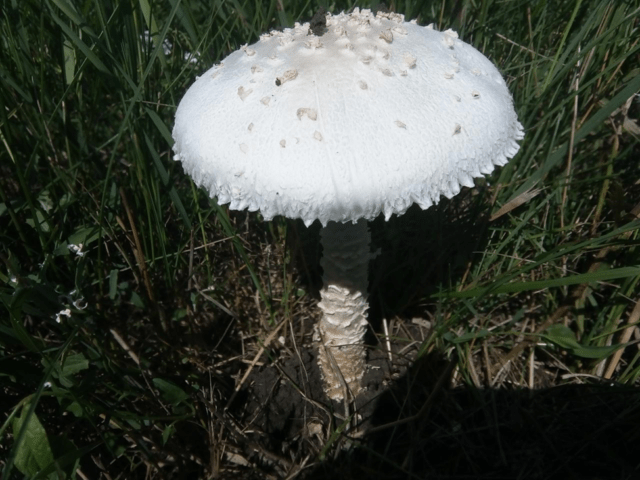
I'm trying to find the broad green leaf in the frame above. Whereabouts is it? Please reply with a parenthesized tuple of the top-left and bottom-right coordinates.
(34, 435, 93, 480)
(66, 401, 83, 417)
(130, 291, 145, 308)
(109, 269, 118, 300)
(42, 353, 89, 388)
(162, 423, 176, 445)
(63, 39, 76, 85)
(68, 225, 102, 247)
(60, 353, 89, 376)
(12, 403, 54, 476)
(153, 378, 189, 406)
(542, 325, 624, 360)
(26, 209, 51, 233)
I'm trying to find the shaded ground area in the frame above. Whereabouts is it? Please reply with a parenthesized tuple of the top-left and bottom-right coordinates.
(233, 344, 640, 479)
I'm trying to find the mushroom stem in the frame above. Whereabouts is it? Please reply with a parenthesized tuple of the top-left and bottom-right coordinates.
(315, 219, 371, 401)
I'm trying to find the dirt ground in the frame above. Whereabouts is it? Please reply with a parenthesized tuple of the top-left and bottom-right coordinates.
(224, 329, 640, 480)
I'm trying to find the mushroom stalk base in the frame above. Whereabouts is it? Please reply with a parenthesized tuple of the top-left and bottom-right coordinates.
(315, 220, 371, 401)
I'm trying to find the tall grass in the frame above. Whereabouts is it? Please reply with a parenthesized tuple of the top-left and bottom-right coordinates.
(1, 0, 639, 478)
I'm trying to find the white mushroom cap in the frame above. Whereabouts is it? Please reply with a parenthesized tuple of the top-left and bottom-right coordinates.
(172, 8, 524, 226)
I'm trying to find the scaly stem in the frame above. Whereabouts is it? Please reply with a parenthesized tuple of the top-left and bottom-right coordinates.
(315, 220, 371, 401)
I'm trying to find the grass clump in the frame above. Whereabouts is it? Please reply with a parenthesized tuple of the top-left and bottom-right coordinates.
(1, 0, 639, 478)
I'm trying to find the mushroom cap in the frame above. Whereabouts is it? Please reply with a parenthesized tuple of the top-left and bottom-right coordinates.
(172, 8, 524, 226)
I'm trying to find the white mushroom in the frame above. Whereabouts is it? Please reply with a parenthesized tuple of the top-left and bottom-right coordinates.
(172, 8, 524, 402)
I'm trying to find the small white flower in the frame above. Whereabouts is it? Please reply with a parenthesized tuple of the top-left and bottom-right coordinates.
(73, 298, 88, 310)
(55, 308, 71, 323)
(44, 382, 52, 388)
(68, 243, 85, 257)
(184, 51, 200, 64)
